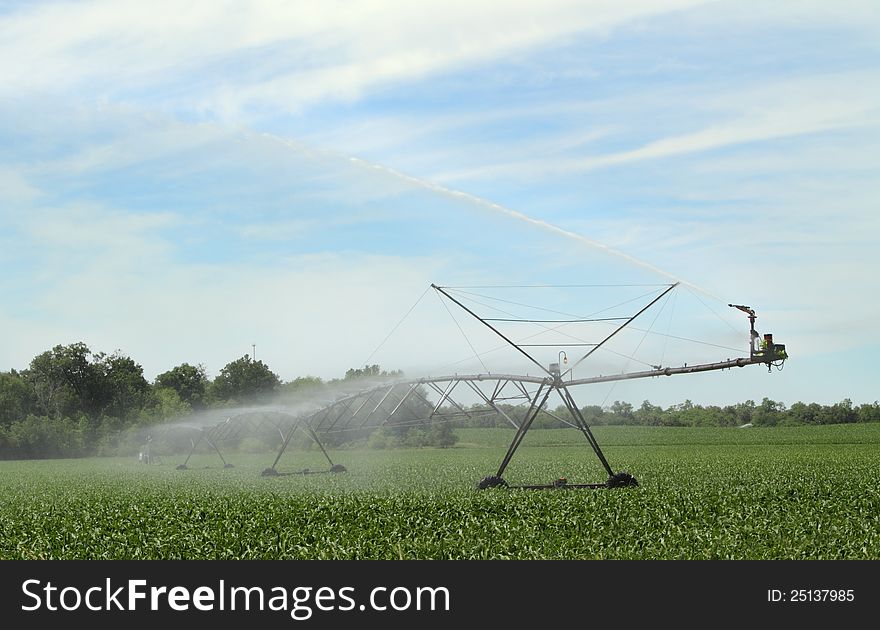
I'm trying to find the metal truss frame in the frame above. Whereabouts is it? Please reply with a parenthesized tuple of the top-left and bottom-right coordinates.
(152, 283, 787, 490)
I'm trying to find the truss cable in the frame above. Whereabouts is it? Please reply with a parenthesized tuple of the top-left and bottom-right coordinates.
(563, 283, 679, 377)
(434, 284, 551, 375)
(433, 289, 659, 372)
(446, 285, 671, 321)
(361, 285, 430, 367)
(446, 287, 583, 319)
(446, 288, 582, 325)
(485, 317, 629, 323)
(447, 291, 595, 341)
(630, 288, 673, 362)
(659, 288, 677, 368)
(599, 380, 620, 409)
(445, 287, 663, 349)
(623, 328, 742, 353)
(433, 287, 490, 373)
(443, 283, 670, 289)
(593, 292, 674, 374)
(434, 284, 713, 373)
(684, 285, 742, 337)
(598, 347, 657, 369)
(442, 290, 610, 359)
(599, 289, 671, 408)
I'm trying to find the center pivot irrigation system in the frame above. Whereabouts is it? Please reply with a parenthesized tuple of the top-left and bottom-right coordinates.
(159, 282, 787, 490)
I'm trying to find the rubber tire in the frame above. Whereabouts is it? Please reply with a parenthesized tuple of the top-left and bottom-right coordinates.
(606, 471, 639, 488)
(477, 475, 508, 490)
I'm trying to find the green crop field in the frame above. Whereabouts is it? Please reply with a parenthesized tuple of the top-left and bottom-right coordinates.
(1, 425, 878, 560)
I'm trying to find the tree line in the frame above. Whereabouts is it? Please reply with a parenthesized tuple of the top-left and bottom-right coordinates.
(451, 397, 880, 430)
(0, 343, 446, 459)
(0, 342, 877, 459)
(0, 342, 285, 459)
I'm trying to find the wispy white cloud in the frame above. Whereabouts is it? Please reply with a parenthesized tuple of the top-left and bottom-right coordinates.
(429, 70, 880, 183)
(584, 78, 880, 169)
(0, 0, 706, 115)
(33, 117, 226, 177)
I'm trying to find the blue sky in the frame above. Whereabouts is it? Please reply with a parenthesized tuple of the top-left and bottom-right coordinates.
(1, 0, 878, 407)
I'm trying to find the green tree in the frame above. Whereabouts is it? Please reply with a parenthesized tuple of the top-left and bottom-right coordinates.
(0, 370, 35, 426)
(634, 400, 664, 426)
(788, 401, 821, 425)
(212, 355, 280, 402)
(155, 363, 209, 409)
(753, 397, 785, 426)
(668, 400, 710, 427)
(280, 375, 325, 396)
(25, 342, 103, 418)
(827, 399, 858, 424)
(24, 343, 149, 421)
(609, 400, 635, 425)
(427, 421, 459, 448)
(344, 365, 403, 380)
(141, 387, 192, 422)
(581, 405, 607, 425)
(5, 414, 86, 459)
(97, 352, 150, 419)
(857, 402, 880, 423)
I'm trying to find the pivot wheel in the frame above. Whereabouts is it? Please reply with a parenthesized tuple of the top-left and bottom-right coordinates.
(261, 467, 280, 477)
(477, 475, 508, 490)
(606, 471, 639, 488)
(330, 464, 347, 473)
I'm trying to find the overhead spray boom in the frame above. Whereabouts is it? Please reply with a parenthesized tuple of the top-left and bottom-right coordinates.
(247, 285, 789, 491)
